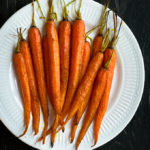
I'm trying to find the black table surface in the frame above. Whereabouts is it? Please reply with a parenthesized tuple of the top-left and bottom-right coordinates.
(0, 0, 150, 150)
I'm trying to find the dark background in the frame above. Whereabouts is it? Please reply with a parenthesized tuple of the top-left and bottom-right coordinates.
(0, 0, 150, 150)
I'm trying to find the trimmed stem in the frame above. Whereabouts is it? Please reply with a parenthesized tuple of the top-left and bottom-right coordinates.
(32, 0, 36, 26)
(36, 0, 47, 22)
(104, 50, 114, 69)
(75, 0, 83, 20)
(49, 0, 57, 20)
(60, 0, 75, 20)
(101, 28, 110, 52)
(109, 12, 122, 49)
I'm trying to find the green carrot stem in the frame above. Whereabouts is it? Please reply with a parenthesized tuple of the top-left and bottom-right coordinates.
(85, 25, 101, 37)
(104, 50, 114, 69)
(75, 0, 83, 20)
(101, 28, 110, 52)
(60, 0, 75, 20)
(36, 0, 47, 22)
(32, 0, 36, 27)
(48, 0, 57, 20)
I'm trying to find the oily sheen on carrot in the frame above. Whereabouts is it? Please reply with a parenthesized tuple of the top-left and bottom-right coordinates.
(14, 52, 31, 137)
(29, 1, 48, 143)
(47, 21, 61, 115)
(70, 41, 91, 142)
(62, 19, 85, 119)
(76, 67, 108, 150)
(94, 49, 117, 145)
(42, 35, 51, 97)
(60, 52, 104, 128)
(59, 21, 71, 110)
(20, 39, 40, 135)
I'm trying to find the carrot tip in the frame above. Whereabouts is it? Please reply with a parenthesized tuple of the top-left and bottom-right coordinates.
(91, 142, 96, 147)
(62, 128, 65, 133)
(37, 137, 43, 142)
(70, 138, 73, 143)
(51, 142, 54, 147)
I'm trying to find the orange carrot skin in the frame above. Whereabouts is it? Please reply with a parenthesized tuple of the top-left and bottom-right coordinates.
(47, 21, 61, 115)
(94, 49, 117, 145)
(20, 40, 40, 135)
(70, 86, 92, 143)
(42, 35, 51, 97)
(93, 36, 103, 56)
(29, 27, 48, 143)
(70, 41, 91, 142)
(79, 41, 91, 82)
(64, 52, 104, 125)
(58, 21, 71, 110)
(62, 20, 85, 118)
(14, 53, 31, 136)
(76, 67, 108, 149)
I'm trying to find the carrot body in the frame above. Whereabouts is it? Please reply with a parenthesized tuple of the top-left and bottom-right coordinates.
(58, 21, 71, 110)
(94, 49, 117, 145)
(20, 40, 40, 135)
(47, 21, 61, 115)
(76, 67, 108, 150)
(70, 41, 91, 142)
(14, 53, 31, 136)
(29, 27, 48, 143)
(62, 20, 85, 119)
(79, 41, 91, 82)
(62, 52, 104, 126)
(70, 86, 92, 143)
(93, 36, 103, 56)
(42, 36, 51, 97)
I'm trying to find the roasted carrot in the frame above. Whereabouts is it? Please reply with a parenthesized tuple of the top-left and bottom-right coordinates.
(93, 1, 110, 56)
(14, 31, 31, 137)
(70, 41, 91, 143)
(19, 31, 40, 135)
(93, 13, 122, 146)
(58, 52, 104, 130)
(61, 0, 85, 123)
(57, 28, 110, 132)
(29, 1, 48, 143)
(42, 36, 51, 97)
(46, 0, 61, 146)
(76, 66, 108, 150)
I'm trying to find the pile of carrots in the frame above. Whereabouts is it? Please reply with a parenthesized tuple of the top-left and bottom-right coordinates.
(13, 0, 122, 149)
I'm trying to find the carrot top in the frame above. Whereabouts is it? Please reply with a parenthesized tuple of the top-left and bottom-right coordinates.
(101, 28, 110, 52)
(60, 0, 75, 20)
(109, 12, 122, 49)
(31, 0, 36, 27)
(15, 28, 26, 53)
(104, 50, 114, 69)
(48, 0, 57, 21)
(75, 0, 83, 20)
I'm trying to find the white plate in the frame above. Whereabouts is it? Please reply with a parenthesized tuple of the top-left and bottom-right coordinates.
(0, 0, 145, 150)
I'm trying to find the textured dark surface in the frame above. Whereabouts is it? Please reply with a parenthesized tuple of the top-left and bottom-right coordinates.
(0, 0, 150, 150)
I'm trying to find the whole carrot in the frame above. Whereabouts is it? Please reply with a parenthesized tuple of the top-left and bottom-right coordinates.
(61, 0, 85, 123)
(29, 1, 48, 143)
(46, 0, 61, 146)
(14, 31, 31, 137)
(93, 13, 122, 146)
(93, 1, 110, 56)
(19, 30, 40, 135)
